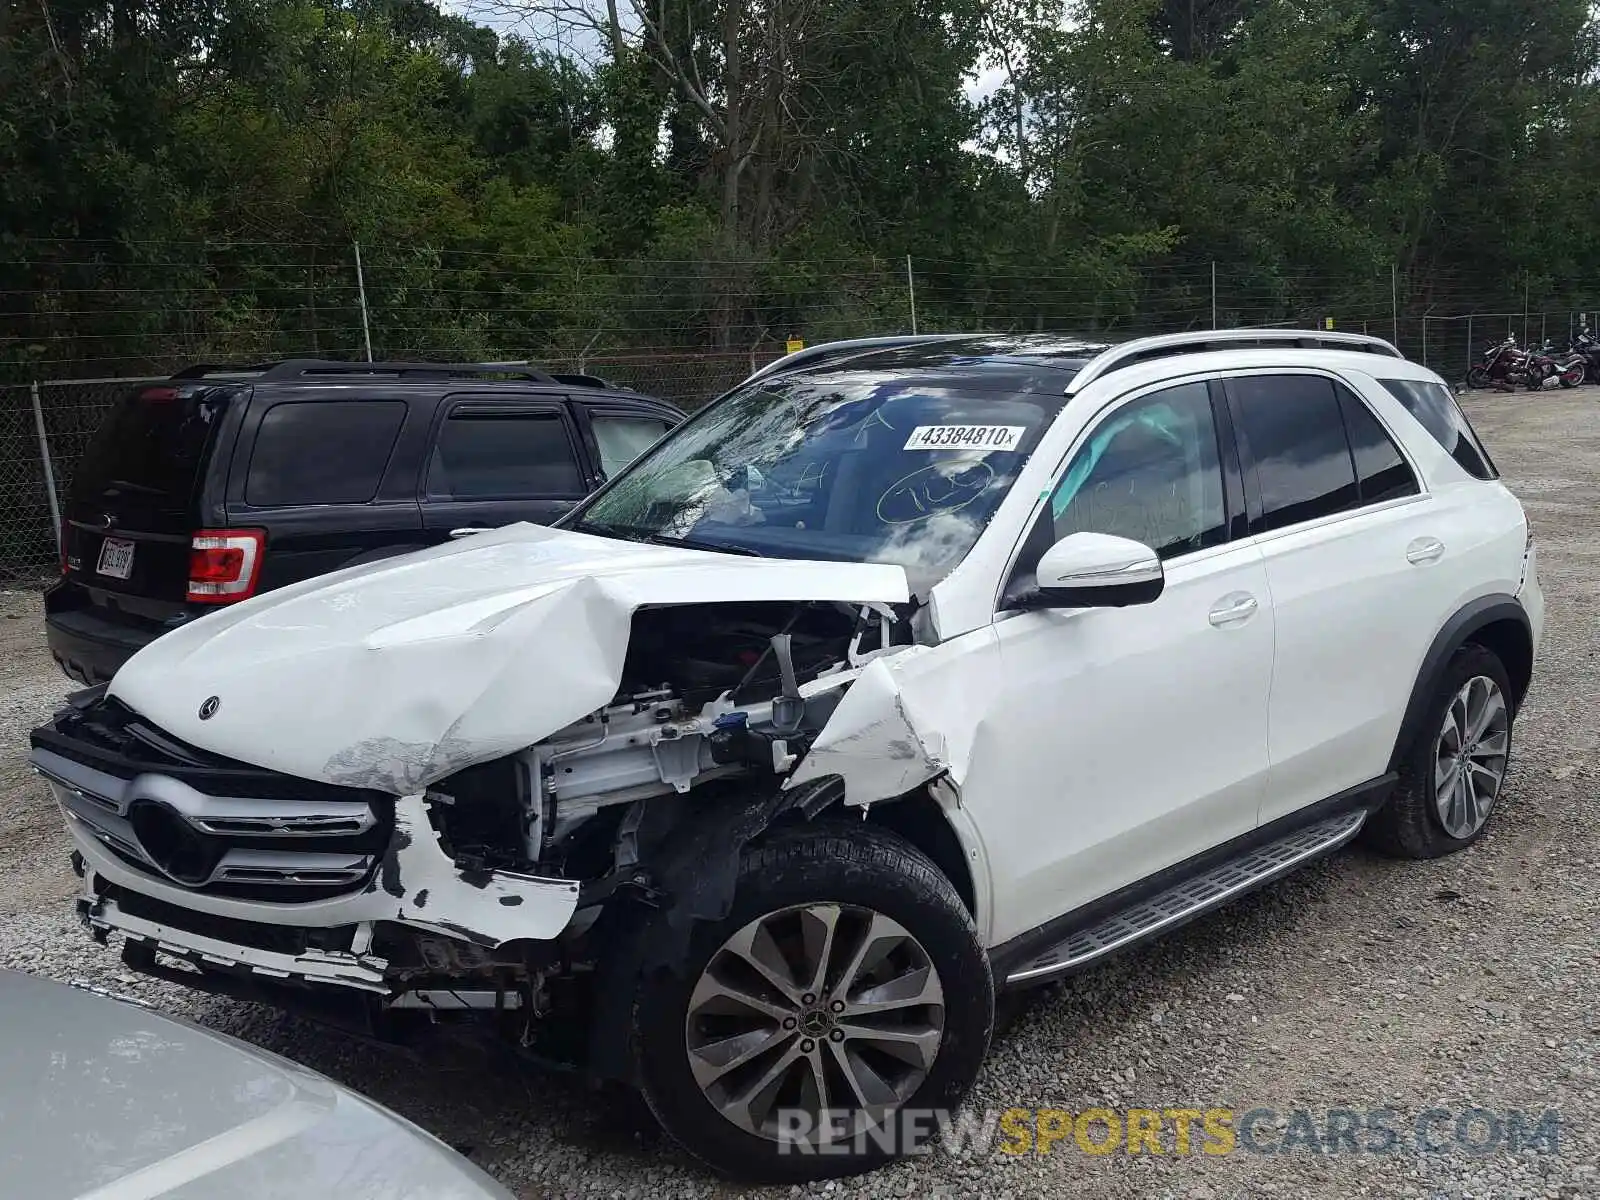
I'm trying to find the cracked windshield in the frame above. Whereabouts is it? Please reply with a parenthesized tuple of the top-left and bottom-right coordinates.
(574, 374, 1064, 592)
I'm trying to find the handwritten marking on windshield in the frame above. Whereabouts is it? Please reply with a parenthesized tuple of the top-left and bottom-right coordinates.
(877, 462, 995, 525)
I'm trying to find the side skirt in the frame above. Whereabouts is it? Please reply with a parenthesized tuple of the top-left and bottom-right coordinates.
(989, 775, 1394, 989)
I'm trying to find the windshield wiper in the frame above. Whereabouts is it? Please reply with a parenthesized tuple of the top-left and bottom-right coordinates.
(573, 519, 763, 557)
(656, 533, 764, 557)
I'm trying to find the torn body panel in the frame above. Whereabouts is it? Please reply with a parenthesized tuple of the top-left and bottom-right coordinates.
(51, 777, 579, 947)
(786, 626, 1003, 806)
(106, 524, 909, 793)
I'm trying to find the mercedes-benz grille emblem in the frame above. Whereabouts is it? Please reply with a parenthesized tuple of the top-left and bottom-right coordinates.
(127, 801, 221, 887)
(198, 696, 220, 720)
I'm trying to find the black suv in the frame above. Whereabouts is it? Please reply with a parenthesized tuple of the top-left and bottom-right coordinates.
(46, 359, 685, 685)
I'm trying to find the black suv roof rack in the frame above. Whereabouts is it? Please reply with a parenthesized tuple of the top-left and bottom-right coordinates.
(168, 358, 629, 390)
(1065, 329, 1404, 394)
(255, 358, 566, 384)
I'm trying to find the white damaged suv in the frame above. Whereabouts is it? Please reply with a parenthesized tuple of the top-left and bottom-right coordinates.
(33, 331, 1542, 1181)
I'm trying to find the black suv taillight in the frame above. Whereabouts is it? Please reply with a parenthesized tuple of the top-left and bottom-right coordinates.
(187, 529, 265, 603)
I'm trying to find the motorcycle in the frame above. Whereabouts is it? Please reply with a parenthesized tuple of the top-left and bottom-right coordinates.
(1467, 335, 1528, 391)
(1570, 324, 1600, 383)
(1522, 338, 1586, 390)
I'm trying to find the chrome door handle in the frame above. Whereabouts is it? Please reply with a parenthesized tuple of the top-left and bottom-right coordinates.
(1208, 594, 1259, 627)
(1406, 537, 1446, 565)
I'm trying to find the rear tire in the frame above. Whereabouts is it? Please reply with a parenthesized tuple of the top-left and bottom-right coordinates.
(1362, 643, 1515, 859)
(630, 822, 992, 1183)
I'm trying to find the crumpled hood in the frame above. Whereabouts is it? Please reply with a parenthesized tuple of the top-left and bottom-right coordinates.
(109, 524, 909, 792)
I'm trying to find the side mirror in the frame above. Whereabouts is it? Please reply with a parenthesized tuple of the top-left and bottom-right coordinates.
(1028, 532, 1165, 609)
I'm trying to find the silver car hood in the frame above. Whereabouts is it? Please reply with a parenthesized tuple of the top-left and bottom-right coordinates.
(108, 524, 909, 792)
(0, 969, 511, 1199)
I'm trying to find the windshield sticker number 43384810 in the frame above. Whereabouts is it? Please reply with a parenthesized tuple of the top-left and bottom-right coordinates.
(903, 425, 1025, 453)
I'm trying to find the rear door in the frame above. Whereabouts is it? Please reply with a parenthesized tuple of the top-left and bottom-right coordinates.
(1221, 371, 1434, 822)
(222, 390, 423, 591)
(419, 396, 589, 535)
(63, 383, 237, 619)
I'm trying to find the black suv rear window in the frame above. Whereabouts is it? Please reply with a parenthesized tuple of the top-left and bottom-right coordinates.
(1376, 379, 1498, 480)
(427, 412, 584, 498)
(246, 401, 406, 507)
(74, 388, 226, 515)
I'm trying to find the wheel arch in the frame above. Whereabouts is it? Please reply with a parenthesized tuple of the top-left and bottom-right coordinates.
(581, 774, 987, 1086)
(853, 783, 982, 924)
(1388, 594, 1533, 773)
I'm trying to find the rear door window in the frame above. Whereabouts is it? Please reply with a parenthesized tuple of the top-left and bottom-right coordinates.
(1376, 378, 1498, 479)
(245, 401, 407, 507)
(591, 414, 673, 478)
(1228, 375, 1359, 532)
(427, 411, 584, 499)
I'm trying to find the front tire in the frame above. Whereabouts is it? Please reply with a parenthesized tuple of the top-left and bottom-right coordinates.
(631, 822, 992, 1183)
(1362, 643, 1515, 859)
(1466, 365, 1491, 389)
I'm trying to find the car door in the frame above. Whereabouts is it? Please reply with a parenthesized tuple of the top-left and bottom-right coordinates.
(968, 378, 1276, 944)
(420, 397, 590, 536)
(1220, 371, 1432, 824)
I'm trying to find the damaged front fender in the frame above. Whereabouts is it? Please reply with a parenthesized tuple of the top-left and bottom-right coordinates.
(785, 628, 1001, 806)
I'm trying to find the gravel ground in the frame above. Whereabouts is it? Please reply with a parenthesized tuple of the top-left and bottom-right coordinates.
(2, 388, 1597, 1199)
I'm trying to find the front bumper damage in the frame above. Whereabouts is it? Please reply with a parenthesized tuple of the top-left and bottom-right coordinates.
(39, 749, 579, 996)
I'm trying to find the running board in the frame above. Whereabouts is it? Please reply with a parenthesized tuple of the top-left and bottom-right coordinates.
(1004, 810, 1368, 987)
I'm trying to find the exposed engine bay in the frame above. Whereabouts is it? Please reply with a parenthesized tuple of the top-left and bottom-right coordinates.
(428, 599, 909, 891)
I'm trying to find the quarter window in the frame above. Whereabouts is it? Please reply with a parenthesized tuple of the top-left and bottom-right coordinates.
(1377, 378, 1498, 479)
(1040, 381, 1228, 562)
(428, 412, 584, 499)
(245, 401, 406, 507)
(1229, 376, 1359, 532)
(592, 414, 673, 478)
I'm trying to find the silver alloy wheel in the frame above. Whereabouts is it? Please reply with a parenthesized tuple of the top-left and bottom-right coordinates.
(684, 903, 945, 1144)
(1435, 675, 1511, 840)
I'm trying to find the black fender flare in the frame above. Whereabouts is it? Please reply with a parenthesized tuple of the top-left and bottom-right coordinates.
(1386, 594, 1532, 773)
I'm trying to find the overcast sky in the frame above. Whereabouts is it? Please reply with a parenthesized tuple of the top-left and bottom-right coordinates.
(441, 0, 1008, 100)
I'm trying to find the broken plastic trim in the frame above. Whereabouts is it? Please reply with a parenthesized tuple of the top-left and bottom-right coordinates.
(48, 775, 581, 956)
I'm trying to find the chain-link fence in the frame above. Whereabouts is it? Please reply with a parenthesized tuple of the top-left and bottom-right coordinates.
(1418, 310, 1598, 385)
(0, 378, 160, 584)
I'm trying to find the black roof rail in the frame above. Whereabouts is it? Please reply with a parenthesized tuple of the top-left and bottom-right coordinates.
(257, 359, 562, 384)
